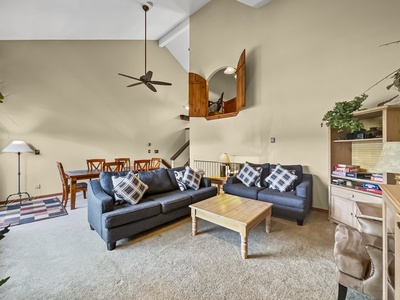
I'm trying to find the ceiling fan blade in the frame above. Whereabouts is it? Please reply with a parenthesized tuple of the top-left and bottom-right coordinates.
(144, 70, 153, 81)
(146, 83, 157, 92)
(118, 73, 141, 81)
(150, 80, 172, 86)
(127, 82, 144, 88)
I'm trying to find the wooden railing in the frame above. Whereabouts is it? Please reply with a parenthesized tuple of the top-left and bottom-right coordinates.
(170, 140, 190, 167)
(193, 160, 243, 177)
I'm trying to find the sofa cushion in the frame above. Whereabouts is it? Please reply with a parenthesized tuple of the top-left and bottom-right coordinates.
(182, 166, 202, 190)
(147, 190, 192, 214)
(138, 168, 175, 195)
(174, 170, 187, 191)
(265, 164, 298, 192)
(113, 171, 148, 205)
(100, 171, 130, 197)
(237, 163, 261, 187)
(223, 182, 264, 199)
(182, 186, 218, 204)
(269, 164, 303, 188)
(257, 188, 305, 209)
(247, 162, 270, 187)
(103, 199, 161, 229)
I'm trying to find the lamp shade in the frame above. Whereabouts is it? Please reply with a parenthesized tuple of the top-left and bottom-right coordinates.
(217, 153, 230, 163)
(2, 140, 33, 153)
(374, 142, 400, 173)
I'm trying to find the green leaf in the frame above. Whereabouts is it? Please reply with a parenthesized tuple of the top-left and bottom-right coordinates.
(0, 276, 10, 287)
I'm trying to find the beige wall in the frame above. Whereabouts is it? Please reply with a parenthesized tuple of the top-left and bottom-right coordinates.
(189, 0, 400, 209)
(0, 40, 189, 199)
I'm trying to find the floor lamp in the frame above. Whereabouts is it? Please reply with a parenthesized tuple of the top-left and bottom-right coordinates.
(2, 140, 33, 205)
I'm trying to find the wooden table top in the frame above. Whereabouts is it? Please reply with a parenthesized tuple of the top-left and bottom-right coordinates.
(190, 193, 272, 225)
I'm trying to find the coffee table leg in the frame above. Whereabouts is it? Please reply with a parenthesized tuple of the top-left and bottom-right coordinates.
(265, 208, 272, 233)
(191, 208, 197, 236)
(241, 234, 248, 259)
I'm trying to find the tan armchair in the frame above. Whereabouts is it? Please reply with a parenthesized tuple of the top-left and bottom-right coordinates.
(333, 203, 395, 300)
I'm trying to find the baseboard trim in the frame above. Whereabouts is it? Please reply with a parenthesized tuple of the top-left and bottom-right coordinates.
(312, 207, 328, 214)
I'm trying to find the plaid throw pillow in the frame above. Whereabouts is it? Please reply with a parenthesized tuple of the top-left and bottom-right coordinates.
(113, 171, 148, 205)
(237, 163, 261, 187)
(174, 170, 187, 191)
(182, 166, 202, 190)
(265, 164, 298, 192)
(111, 175, 126, 204)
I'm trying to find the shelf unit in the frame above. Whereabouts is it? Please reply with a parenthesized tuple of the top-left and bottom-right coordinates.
(328, 105, 400, 228)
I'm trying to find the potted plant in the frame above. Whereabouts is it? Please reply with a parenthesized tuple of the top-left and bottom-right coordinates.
(322, 94, 368, 133)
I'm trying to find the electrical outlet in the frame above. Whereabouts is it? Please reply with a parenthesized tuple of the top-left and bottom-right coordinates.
(35, 184, 41, 189)
(154, 150, 159, 153)
(148, 149, 151, 153)
(35, 149, 40, 155)
(270, 137, 276, 143)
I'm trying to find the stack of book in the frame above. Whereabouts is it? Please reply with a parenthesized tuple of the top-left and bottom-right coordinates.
(332, 164, 371, 178)
(355, 182, 382, 195)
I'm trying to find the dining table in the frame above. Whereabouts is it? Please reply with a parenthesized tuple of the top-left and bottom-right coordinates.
(64, 169, 102, 210)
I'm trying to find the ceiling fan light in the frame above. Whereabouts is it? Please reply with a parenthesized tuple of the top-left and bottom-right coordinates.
(224, 67, 237, 75)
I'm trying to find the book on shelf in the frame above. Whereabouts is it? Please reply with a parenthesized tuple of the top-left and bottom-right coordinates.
(335, 164, 360, 172)
(355, 186, 382, 195)
(332, 170, 346, 177)
(345, 172, 372, 179)
(362, 182, 381, 190)
(371, 173, 384, 182)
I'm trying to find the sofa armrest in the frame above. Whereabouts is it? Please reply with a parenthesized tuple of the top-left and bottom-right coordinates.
(226, 176, 241, 184)
(296, 173, 313, 211)
(200, 177, 211, 187)
(87, 180, 114, 234)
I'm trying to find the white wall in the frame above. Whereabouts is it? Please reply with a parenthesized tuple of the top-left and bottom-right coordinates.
(0, 40, 189, 199)
(189, 0, 400, 209)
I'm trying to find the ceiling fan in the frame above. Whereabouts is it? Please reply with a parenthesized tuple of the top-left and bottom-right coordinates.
(118, 4, 172, 92)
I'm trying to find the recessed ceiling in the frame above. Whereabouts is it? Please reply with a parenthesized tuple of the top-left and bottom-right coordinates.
(0, 0, 211, 40)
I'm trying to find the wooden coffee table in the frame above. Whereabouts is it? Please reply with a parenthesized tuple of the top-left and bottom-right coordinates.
(189, 193, 273, 259)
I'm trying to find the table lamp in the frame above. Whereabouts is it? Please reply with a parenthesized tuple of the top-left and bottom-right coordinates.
(2, 140, 34, 204)
(217, 153, 230, 177)
(374, 142, 400, 185)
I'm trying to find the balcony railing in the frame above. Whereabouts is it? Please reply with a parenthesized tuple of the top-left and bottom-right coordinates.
(193, 160, 243, 177)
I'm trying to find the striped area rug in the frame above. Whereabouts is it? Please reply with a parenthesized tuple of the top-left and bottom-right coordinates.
(0, 197, 68, 228)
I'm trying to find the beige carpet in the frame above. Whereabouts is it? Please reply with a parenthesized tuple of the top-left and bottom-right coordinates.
(1, 195, 372, 300)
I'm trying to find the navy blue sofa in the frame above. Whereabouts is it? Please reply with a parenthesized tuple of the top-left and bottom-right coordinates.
(88, 166, 217, 250)
(223, 163, 313, 225)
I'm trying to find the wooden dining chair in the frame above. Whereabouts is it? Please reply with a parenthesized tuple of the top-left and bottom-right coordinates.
(115, 158, 131, 171)
(133, 159, 150, 171)
(103, 161, 124, 172)
(56, 161, 87, 207)
(150, 157, 161, 170)
(87, 159, 106, 171)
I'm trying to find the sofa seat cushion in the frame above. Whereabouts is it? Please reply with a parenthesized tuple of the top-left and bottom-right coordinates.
(148, 191, 192, 214)
(257, 188, 305, 209)
(181, 186, 218, 203)
(223, 183, 264, 199)
(103, 199, 161, 229)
